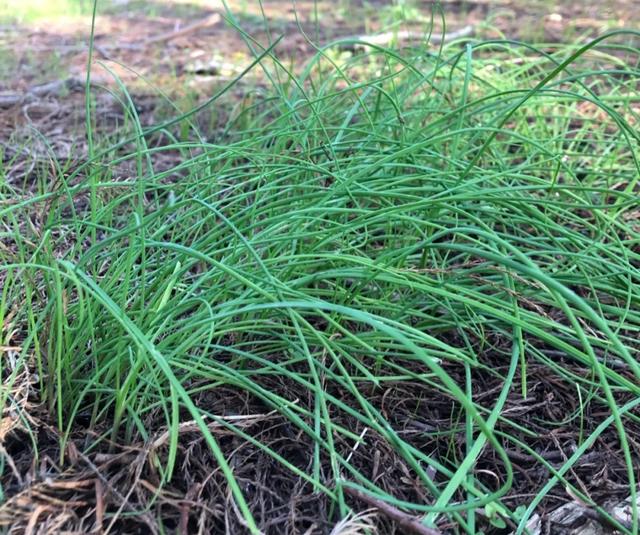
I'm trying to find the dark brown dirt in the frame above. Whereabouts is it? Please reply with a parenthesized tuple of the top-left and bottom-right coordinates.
(1, 346, 638, 533)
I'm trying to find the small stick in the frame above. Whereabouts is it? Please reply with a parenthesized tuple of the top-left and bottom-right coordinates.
(140, 13, 221, 46)
(340, 24, 474, 51)
(0, 78, 86, 108)
(343, 486, 442, 535)
(16, 13, 222, 56)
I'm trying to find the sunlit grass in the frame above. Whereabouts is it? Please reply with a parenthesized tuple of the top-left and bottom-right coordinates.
(0, 0, 207, 22)
(0, 0, 93, 22)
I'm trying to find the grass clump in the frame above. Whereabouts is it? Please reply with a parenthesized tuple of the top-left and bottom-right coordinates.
(1, 19, 640, 534)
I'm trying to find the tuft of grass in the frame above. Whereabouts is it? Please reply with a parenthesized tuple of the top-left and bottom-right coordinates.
(1, 8, 640, 534)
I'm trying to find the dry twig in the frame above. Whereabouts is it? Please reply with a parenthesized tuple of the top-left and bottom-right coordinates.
(343, 486, 442, 535)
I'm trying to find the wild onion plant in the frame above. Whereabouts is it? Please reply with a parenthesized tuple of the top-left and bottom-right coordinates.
(1, 12, 639, 534)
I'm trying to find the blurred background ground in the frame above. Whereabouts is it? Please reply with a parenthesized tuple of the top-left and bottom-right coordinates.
(1, 0, 638, 90)
(1, 0, 638, 176)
